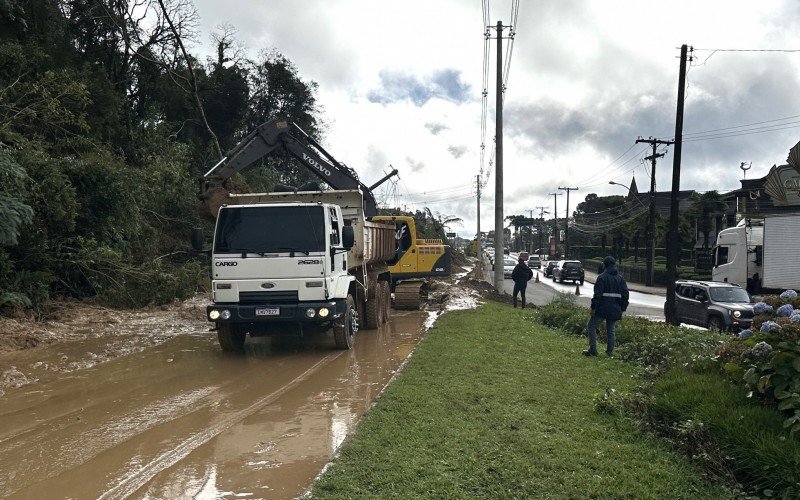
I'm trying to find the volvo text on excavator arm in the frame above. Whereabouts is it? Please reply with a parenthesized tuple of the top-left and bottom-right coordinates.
(198, 118, 397, 218)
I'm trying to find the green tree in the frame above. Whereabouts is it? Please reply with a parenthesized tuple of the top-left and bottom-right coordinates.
(687, 190, 727, 248)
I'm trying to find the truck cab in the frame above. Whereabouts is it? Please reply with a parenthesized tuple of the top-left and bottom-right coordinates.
(206, 202, 357, 350)
(712, 220, 763, 292)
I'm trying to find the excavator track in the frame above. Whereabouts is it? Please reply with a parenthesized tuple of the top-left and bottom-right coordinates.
(393, 281, 428, 310)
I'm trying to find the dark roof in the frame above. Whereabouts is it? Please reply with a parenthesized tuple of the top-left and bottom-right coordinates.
(629, 190, 697, 215)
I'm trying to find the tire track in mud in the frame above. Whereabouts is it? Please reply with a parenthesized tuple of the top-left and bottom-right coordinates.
(98, 351, 343, 500)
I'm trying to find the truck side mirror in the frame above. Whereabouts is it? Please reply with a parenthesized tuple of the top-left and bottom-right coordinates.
(342, 226, 355, 250)
(191, 228, 204, 252)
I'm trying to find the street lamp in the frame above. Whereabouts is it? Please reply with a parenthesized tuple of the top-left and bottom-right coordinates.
(609, 180, 630, 191)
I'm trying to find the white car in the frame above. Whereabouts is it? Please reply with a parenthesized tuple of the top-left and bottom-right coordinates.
(503, 258, 517, 279)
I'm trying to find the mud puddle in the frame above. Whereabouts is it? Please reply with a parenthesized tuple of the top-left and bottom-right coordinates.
(0, 296, 208, 396)
(0, 261, 481, 498)
(0, 309, 427, 499)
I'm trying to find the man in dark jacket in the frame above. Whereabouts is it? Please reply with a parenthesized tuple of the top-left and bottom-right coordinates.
(511, 256, 534, 308)
(584, 256, 629, 356)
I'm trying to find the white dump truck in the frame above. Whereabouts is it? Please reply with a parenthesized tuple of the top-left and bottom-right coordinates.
(712, 214, 800, 293)
(193, 118, 398, 350)
(197, 190, 395, 350)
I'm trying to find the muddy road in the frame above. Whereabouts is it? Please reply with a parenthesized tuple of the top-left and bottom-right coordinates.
(0, 301, 431, 498)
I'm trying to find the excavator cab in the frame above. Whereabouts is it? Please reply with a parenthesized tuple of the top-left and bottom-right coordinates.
(372, 215, 452, 309)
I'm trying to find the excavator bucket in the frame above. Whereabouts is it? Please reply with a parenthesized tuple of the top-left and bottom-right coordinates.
(198, 186, 231, 220)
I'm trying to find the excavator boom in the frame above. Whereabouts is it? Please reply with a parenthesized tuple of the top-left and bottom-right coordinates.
(199, 118, 396, 217)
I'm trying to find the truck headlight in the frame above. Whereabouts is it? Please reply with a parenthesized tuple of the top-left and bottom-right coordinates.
(733, 310, 741, 318)
(318, 307, 330, 318)
(209, 309, 220, 320)
(305, 308, 316, 318)
(220, 309, 231, 320)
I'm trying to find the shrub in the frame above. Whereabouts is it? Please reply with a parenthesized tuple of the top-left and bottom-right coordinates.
(776, 304, 795, 317)
(760, 320, 782, 334)
(780, 289, 798, 301)
(754, 302, 774, 315)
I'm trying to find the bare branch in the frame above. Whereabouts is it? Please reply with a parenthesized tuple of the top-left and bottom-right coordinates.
(156, 0, 222, 160)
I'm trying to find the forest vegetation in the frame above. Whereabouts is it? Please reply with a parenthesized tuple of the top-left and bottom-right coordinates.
(0, 0, 456, 312)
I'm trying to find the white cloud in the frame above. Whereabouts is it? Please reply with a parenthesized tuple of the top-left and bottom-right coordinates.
(191, 0, 800, 238)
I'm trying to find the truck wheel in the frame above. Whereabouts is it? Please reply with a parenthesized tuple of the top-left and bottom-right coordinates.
(707, 316, 725, 332)
(217, 323, 245, 351)
(380, 281, 391, 324)
(363, 284, 382, 329)
(334, 295, 357, 349)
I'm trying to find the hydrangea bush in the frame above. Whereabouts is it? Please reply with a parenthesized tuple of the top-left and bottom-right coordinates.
(753, 302, 774, 315)
(723, 292, 800, 435)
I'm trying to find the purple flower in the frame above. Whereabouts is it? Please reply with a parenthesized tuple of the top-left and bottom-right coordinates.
(791, 313, 800, 324)
(753, 302, 774, 315)
(780, 289, 798, 301)
(751, 341, 773, 359)
(776, 304, 794, 317)
(738, 329, 754, 340)
(759, 320, 782, 333)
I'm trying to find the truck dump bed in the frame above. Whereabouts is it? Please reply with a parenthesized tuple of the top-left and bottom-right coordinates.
(227, 189, 396, 270)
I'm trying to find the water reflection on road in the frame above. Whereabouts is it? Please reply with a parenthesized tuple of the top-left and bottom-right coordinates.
(0, 310, 426, 499)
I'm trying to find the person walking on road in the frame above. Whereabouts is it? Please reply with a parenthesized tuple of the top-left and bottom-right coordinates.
(584, 256, 629, 356)
(511, 256, 534, 308)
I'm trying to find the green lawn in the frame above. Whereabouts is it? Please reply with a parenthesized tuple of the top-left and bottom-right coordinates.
(312, 301, 731, 498)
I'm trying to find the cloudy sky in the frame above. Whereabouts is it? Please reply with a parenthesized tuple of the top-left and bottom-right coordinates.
(192, 0, 800, 237)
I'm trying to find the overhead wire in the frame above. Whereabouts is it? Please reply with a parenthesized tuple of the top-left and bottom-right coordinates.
(479, 0, 519, 190)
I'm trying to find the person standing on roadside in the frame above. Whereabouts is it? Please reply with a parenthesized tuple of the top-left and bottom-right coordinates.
(511, 256, 534, 308)
(584, 256, 629, 356)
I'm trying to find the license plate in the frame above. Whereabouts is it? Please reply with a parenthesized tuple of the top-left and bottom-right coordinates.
(255, 307, 280, 316)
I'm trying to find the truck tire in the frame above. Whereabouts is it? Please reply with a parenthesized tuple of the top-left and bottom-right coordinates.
(380, 280, 391, 324)
(363, 284, 382, 329)
(217, 323, 245, 351)
(334, 295, 357, 349)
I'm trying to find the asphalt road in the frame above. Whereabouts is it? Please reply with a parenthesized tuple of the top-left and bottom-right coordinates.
(484, 257, 665, 320)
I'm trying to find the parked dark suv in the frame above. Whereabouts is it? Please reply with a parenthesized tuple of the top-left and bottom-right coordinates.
(552, 260, 585, 285)
(669, 280, 754, 332)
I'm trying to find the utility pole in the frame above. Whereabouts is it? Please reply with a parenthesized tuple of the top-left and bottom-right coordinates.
(635, 137, 673, 286)
(476, 174, 481, 250)
(536, 206, 548, 256)
(558, 187, 578, 259)
(665, 44, 690, 325)
(549, 192, 563, 258)
(527, 209, 534, 253)
(492, 20, 506, 289)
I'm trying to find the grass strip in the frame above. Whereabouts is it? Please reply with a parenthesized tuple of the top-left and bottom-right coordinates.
(651, 366, 800, 495)
(313, 301, 729, 498)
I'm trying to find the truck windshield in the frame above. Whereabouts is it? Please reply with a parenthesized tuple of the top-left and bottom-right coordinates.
(709, 287, 750, 303)
(214, 206, 324, 254)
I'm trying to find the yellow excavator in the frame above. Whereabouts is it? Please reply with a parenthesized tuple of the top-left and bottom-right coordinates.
(371, 215, 451, 310)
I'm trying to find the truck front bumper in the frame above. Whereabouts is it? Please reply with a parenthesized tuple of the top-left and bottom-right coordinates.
(207, 299, 346, 324)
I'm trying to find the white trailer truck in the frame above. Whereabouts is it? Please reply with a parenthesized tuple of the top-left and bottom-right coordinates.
(712, 214, 800, 293)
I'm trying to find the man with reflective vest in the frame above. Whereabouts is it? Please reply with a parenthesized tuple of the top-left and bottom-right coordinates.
(583, 256, 629, 357)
